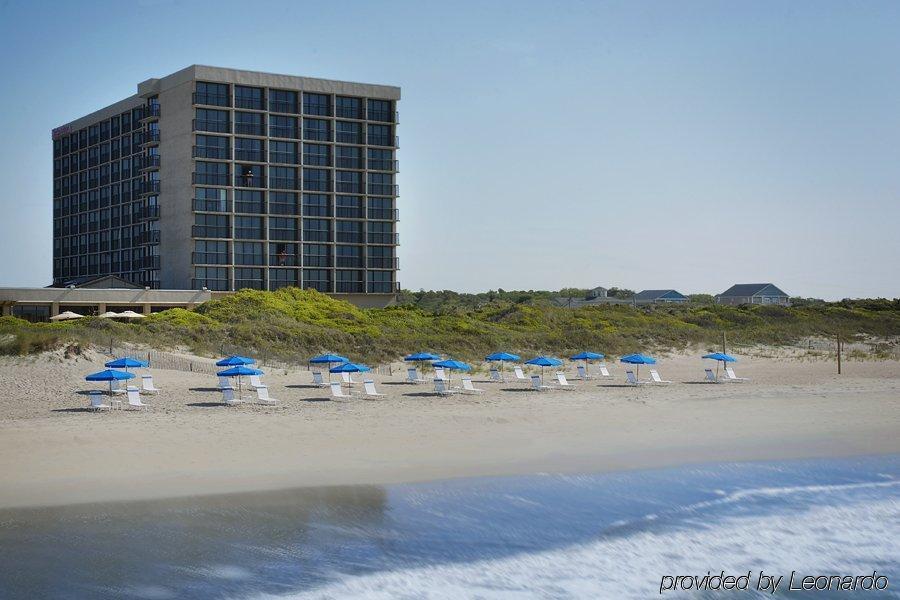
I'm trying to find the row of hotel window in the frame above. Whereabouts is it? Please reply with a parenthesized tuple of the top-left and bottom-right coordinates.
(192, 215, 397, 244)
(194, 83, 395, 122)
(193, 241, 395, 268)
(194, 110, 395, 145)
(193, 267, 395, 294)
(194, 162, 395, 193)
(193, 190, 395, 218)
(53, 106, 149, 157)
(194, 136, 395, 168)
(54, 251, 158, 276)
(53, 135, 146, 176)
(55, 170, 151, 198)
(55, 227, 157, 255)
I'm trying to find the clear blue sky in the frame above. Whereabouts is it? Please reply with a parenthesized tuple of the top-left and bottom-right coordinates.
(1, 0, 898, 299)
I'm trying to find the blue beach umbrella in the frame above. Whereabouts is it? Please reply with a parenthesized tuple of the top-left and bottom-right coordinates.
(85, 369, 135, 395)
(432, 359, 472, 387)
(310, 354, 350, 382)
(485, 352, 520, 378)
(620, 353, 657, 378)
(217, 365, 264, 399)
(330, 362, 371, 391)
(570, 351, 605, 376)
(703, 352, 737, 378)
(105, 356, 149, 376)
(404, 352, 441, 362)
(216, 355, 256, 367)
(525, 356, 564, 382)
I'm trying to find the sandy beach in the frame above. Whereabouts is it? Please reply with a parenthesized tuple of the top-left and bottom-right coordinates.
(0, 349, 898, 509)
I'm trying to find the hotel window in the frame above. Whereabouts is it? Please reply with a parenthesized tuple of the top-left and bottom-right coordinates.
(269, 191, 299, 215)
(270, 141, 298, 165)
(335, 121, 362, 144)
(367, 124, 393, 147)
(367, 99, 393, 122)
(302, 143, 330, 166)
(235, 164, 264, 188)
(368, 270, 394, 293)
(89, 125, 99, 145)
(12, 305, 50, 323)
(193, 240, 228, 264)
(193, 266, 229, 291)
(335, 245, 363, 268)
(302, 218, 330, 242)
(192, 214, 230, 238)
(335, 96, 362, 119)
(335, 220, 363, 243)
(335, 171, 361, 193)
(111, 116, 120, 137)
(269, 268, 299, 290)
(234, 190, 264, 214)
(195, 108, 230, 133)
(234, 111, 264, 136)
(335, 270, 364, 293)
(335, 195, 363, 218)
(234, 85, 264, 110)
(270, 115, 299, 139)
(234, 267, 264, 290)
(368, 245, 395, 269)
(303, 269, 331, 292)
(234, 241, 264, 265)
(336, 146, 362, 169)
(269, 217, 298, 241)
(367, 148, 394, 171)
(235, 216, 264, 240)
(269, 242, 298, 266)
(302, 193, 330, 217)
(111, 139, 120, 161)
(121, 135, 131, 157)
(303, 118, 330, 142)
(194, 161, 229, 186)
(100, 120, 110, 142)
(270, 166, 298, 190)
(269, 89, 298, 114)
(303, 93, 331, 116)
(234, 137, 264, 162)
(303, 168, 329, 192)
(195, 134, 229, 159)
(194, 187, 228, 212)
(195, 82, 230, 107)
(368, 172, 395, 195)
(303, 243, 330, 267)
(368, 221, 396, 244)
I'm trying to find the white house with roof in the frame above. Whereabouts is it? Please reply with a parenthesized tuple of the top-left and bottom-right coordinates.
(716, 283, 790, 306)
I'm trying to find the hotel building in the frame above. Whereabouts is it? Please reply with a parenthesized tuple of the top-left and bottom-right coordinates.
(51, 65, 400, 303)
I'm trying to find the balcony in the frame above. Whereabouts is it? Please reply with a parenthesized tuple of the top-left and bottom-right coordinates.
(140, 105, 160, 121)
(335, 181, 362, 194)
(138, 205, 160, 220)
(368, 109, 398, 123)
(193, 119, 230, 134)
(367, 232, 399, 245)
(192, 252, 230, 265)
(367, 257, 399, 269)
(141, 131, 160, 146)
(139, 180, 160, 195)
(335, 157, 363, 169)
(234, 122, 265, 136)
(335, 106, 363, 119)
(140, 155, 161, 171)
(234, 148, 264, 162)
(367, 183, 399, 196)
(191, 225, 230, 238)
(269, 152, 299, 165)
(368, 159, 399, 172)
(192, 172, 229, 186)
(367, 281, 401, 294)
(193, 146, 230, 160)
(140, 256, 161, 270)
(192, 198, 230, 212)
(234, 174, 266, 188)
(137, 230, 161, 245)
(235, 97, 265, 110)
(269, 177, 300, 190)
(269, 100, 298, 114)
(335, 281, 365, 294)
(367, 208, 399, 220)
(269, 126, 299, 139)
(193, 92, 230, 107)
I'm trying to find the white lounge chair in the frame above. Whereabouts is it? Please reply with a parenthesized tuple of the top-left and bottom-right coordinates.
(704, 368, 720, 383)
(222, 387, 240, 405)
(218, 376, 234, 391)
(330, 381, 352, 399)
(249, 374, 265, 389)
(513, 366, 528, 382)
(461, 377, 484, 394)
(489, 368, 504, 383)
(111, 379, 126, 395)
(625, 370, 647, 386)
(125, 386, 149, 410)
(89, 391, 110, 411)
(363, 379, 386, 397)
(598, 364, 612, 378)
(433, 378, 454, 396)
(531, 374, 552, 391)
(649, 369, 672, 384)
(312, 371, 327, 387)
(341, 371, 355, 384)
(141, 374, 159, 395)
(555, 371, 577, 389)
(576, 365, 594, 380)
(256, 385, 278, 405)
(724, 367, 748, 382)
(406, 367, 426, 384)
(434, 367, 448, 381)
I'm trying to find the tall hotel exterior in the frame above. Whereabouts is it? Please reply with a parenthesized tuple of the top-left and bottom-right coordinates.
(51, 65, 400, 304)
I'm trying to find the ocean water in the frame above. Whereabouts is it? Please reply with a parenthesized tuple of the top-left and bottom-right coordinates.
(0, 455, 897, 599)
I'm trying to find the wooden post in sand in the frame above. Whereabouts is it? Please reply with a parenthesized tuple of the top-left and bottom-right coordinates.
(722, 332, 727, 354)
(837, 334, 842, 375)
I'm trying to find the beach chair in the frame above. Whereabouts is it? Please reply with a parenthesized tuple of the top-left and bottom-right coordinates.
(406, 367, 426, 384)
(89, 391, 110, 411)
(704, 368, 720, 383)
(599, 364, 612, 378)
(249, 374, 265, 390)
(724, 367, 749, 382)
(255, 385, 278, 405)
(555, 371, 577, 389)
(489, 368, 504, 383)
(434, 367, 448, 381)
(530, 374, 552, 391)
(648, 369, 672, 384)
(576, 365, 594, 380)
(625, 370, 647, 386)
(461, 377, 484, 394)
(433, 378, 454, 396)
(140, 374, 159, 395)
(341, 371, 355, 385)
(311, 371, 327, 388)
(125, 386, 149, 410)
(218, 376, 234, 391)
(110, 379, 126, 395)
(513, 366, 528, 382)
(330, 381, 352, 399)
(222, 387, 240, 405)
(363, 379, 386, 397)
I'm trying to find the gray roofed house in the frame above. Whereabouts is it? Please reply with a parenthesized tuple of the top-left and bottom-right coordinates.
(633, 289, 688, 305)
(716, 283, 790, 306)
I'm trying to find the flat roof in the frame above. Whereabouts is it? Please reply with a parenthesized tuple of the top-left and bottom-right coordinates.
(0, 287, 212, 305)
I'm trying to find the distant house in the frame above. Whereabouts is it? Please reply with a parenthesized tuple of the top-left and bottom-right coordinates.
(585, 286, 608, 299)
(554, 285, 631, 307)
(716, 283, 790, 306)
(633, 289, 688, 305)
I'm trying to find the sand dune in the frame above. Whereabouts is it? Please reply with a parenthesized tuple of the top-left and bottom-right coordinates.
(0, 349, 897, 509)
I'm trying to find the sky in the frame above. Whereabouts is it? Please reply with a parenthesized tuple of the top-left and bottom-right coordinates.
(0, 0, 898, 300)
